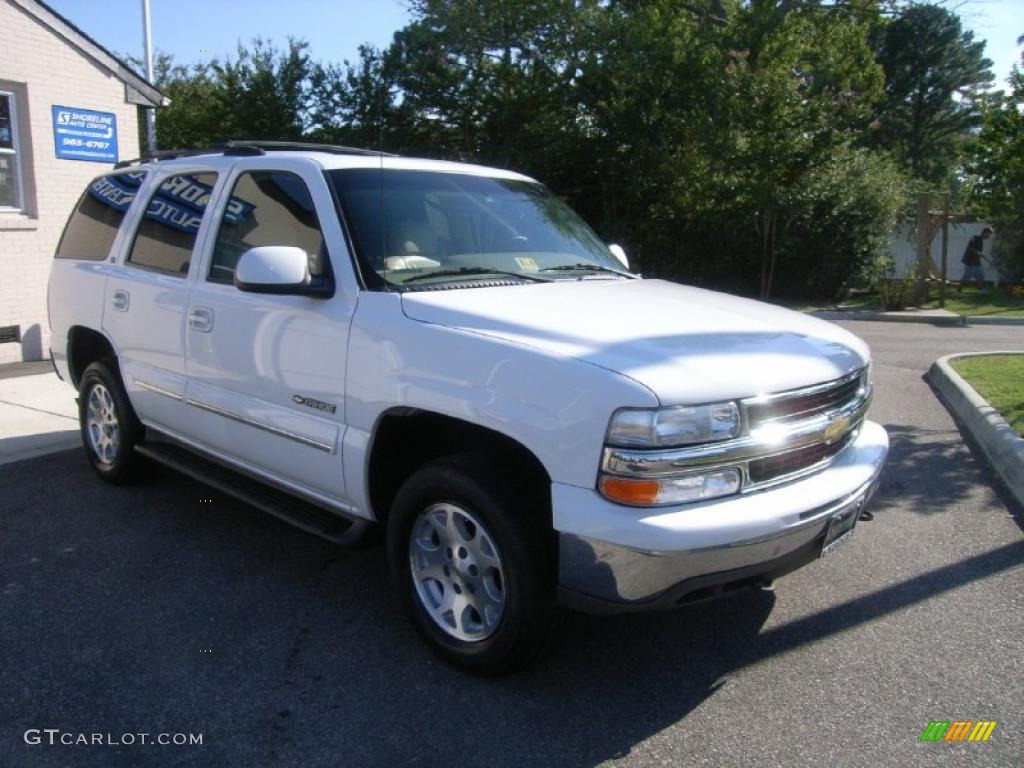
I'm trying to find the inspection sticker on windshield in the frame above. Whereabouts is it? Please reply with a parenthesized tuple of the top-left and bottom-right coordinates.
(514, 256, 539, 272)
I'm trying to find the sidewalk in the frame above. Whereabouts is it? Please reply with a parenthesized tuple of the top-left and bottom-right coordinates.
(0, 369, 80, 466)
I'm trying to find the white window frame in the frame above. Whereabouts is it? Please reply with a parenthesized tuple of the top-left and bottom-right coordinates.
(0, 89, 25, 213)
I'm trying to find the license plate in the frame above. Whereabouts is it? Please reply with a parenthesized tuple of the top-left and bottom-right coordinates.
(820, 496, 863, 556)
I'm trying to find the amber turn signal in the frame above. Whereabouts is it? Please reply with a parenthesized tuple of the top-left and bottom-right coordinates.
(599, 476, 661, 506)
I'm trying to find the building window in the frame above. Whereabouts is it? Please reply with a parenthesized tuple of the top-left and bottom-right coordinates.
(0, 91, 24, 211)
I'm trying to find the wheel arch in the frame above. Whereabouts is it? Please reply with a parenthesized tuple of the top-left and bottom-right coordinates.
(67, 325, 118, 389)
(366, 407, 551, 523)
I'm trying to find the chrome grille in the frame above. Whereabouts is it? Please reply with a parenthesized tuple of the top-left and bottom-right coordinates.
(600, 366, 871, 496)
(744, 369, 865, 428)
(746, 429, 857, 485)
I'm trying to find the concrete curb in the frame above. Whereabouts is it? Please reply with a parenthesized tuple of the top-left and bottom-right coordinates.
(963, 315, 1024, 326)
(812, 310, 963, 325)
(811, 310, 1024, 326)
(927, 352, 1024, 508)
(0, 360, 53, 380)
(0, 372, 80, 466)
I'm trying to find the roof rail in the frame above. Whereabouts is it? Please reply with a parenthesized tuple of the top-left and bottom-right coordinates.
(111, 140, 397, 169)
(224, 140, 398, 157)
(113, 147, 220, 168)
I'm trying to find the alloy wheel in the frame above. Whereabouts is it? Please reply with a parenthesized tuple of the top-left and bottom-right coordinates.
(86, 382, 120, 465)
(409, 502, 506, 642)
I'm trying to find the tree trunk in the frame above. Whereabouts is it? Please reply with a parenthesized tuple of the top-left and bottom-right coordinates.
(758, 209, 776, 299)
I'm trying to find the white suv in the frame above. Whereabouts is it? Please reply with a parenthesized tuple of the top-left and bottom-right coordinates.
(48, 141, 888, 674)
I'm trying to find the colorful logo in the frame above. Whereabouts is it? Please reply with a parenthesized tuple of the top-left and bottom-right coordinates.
(920, 720, 997, 742)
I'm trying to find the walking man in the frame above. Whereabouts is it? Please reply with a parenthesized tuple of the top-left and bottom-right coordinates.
(958, 227, 993, 293)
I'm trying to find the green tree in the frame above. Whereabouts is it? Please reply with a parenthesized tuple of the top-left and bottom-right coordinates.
(724, 0, 892, 296)
(148, 57, 222, 149)
(340, 0, 910, 298)
(307, 45, 397, 149)
(871, 3, 994, 183)
(391, 0, 597, 170)
(580, 0, 901, 297)
(208, 37, 311, 142)
(138, 0, 913, 299)
(140, 38, 313, 149)
(969, 37, 1024, 279)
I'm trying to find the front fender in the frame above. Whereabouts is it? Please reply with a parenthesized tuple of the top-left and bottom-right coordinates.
(344, 293, 657, 494)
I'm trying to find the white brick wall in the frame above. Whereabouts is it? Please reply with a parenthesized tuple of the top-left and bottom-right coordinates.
(0, 0, 143, 363)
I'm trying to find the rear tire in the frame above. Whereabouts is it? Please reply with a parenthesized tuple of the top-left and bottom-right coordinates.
(78, 360, 151, 484)
(387, 454, 557, 675)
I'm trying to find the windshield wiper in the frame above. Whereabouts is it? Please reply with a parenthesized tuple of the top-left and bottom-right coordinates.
(399, 267, 553, 284)
(539, 263, 632, 277)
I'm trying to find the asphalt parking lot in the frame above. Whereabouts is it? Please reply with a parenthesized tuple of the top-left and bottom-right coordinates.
(1, 320, 1022, 768)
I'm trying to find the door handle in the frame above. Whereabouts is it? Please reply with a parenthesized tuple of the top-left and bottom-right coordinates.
(188, 306, 214, 333)
(112, 289, 129, 312)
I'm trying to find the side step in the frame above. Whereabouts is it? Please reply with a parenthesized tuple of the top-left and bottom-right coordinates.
(135, 441, 374, 546)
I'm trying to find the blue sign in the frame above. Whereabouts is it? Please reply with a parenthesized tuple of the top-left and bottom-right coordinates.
(52, 105, 118, 163)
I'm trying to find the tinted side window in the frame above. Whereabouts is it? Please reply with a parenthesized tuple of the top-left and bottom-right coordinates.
(127, 172, 218, 275)
(209, 171, 326, 283)
(55, 171, 148, 260)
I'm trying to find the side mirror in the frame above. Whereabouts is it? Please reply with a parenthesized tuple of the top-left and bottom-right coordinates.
(234, 246, 332, 298)
(609, 243, 629, 269)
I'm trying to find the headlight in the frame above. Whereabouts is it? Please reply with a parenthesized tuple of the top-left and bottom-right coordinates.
(599, 468, 742, 506)
(607, 402, 741, 448)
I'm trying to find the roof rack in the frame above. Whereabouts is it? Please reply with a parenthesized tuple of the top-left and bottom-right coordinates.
(113, 140, 397, 169)
(113, 147, 220, 168)
(224, 140, 398, 157)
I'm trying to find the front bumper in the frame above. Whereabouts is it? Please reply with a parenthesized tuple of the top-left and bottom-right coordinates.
(555, 420, 888, 612)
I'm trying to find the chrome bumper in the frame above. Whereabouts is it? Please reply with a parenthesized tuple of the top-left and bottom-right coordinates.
(556, 421, 888, 613)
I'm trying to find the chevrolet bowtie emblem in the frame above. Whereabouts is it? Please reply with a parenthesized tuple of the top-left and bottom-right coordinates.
(823, 413, 850, 444)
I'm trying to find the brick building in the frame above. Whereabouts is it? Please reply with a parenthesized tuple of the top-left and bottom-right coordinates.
(0, 0, 164, 363)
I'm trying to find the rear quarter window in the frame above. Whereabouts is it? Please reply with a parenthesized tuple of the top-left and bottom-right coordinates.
(55, 171, 148, 260)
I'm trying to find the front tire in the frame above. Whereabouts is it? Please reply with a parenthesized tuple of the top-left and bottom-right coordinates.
(78, 360, 150, 484)
(387, 454, 557, 675)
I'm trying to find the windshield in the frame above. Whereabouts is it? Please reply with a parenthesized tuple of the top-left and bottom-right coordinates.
(326, 169, 630, 289)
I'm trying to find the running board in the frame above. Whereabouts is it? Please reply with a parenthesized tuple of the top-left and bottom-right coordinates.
(134, 441, 373, 546)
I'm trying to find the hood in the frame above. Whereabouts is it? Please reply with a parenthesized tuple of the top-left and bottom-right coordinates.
(400, 279, 869, 404)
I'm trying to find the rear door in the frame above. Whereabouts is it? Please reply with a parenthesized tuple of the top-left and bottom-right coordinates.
(102, 168, 225, 431)
(183, 160, 354, 503)
(50, 170, 148, 380)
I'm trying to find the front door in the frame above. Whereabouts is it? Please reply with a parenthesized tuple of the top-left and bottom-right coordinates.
(183, 166, 353, 503)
